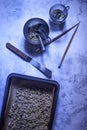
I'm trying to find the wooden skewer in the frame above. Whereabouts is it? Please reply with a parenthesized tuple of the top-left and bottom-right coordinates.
(46, 22, 80, 46)
(34, 22, 80, 53)
(58, 22, 80, 68)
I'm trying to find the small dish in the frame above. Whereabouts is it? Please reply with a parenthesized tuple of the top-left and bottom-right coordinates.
(23, 18, 50, 45)
(49, 4, 70, 24)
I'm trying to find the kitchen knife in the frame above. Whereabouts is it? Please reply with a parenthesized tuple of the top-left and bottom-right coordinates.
(6, 43, 52, 78)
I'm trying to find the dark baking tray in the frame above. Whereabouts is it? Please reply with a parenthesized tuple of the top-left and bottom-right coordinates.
(0, 73, 60, 130)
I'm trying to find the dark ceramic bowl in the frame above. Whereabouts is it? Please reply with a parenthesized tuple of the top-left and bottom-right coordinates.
(23, 18, 50, 46)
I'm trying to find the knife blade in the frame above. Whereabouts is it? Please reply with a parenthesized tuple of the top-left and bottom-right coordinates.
(6, 43, 52, 78)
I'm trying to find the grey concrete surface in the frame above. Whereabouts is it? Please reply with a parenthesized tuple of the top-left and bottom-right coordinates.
(0, 0, 87, 130)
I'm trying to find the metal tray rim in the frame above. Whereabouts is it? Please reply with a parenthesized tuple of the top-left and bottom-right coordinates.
(0, 73, 60, 130)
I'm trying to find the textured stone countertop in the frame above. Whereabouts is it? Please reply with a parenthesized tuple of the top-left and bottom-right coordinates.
(0, 0, 87, 130)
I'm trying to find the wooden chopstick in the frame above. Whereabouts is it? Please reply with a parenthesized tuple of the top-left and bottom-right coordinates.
(58, 22, 80, 68)
(46, 22, 80, 46)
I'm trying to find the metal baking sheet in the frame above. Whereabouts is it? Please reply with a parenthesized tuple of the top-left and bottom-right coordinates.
(0, 73, 60, 130)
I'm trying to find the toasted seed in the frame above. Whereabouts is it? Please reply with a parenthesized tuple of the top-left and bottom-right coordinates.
(7, 87, 53, 130)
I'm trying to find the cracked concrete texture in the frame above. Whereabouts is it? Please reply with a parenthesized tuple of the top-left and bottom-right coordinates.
(0, 0, 87, 130)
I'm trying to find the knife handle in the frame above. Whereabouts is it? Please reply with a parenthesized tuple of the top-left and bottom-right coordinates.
(6, 43, 31, 61)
